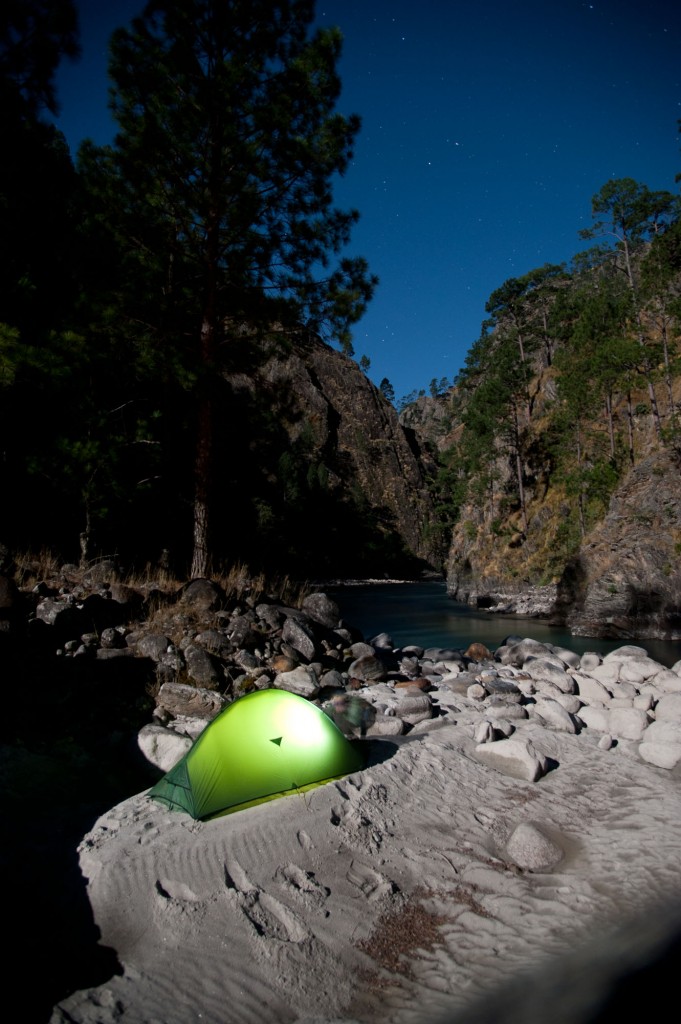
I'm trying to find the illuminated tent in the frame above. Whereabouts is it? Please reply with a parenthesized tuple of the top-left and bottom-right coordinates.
(149, 688, 364, 819)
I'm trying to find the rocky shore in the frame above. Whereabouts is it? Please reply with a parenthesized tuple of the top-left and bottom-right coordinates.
(4, 567, 677, 1024)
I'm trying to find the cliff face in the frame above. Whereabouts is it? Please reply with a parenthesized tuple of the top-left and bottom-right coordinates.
(563, 449, 681, 639)
(403, 372, 681, 639)
(222, 332, 439, 575)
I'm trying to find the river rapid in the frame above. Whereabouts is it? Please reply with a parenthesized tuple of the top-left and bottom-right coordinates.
(329, 580, 681, 669)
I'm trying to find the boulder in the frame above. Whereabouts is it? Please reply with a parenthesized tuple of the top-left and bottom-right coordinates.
(273, 665, 320, 698)
(156, 682, 228, 720)
(301, 592, 341, 629)
(137, 724, 192, 772)
(184, 644, 224, 689)
(178, 578, 226, 611)
(282, 616, 317, 661)
(134, 633, 173, 661)
(474, 738, 548, 782)
(348, 653, 387, 683)
(608, 707, 650, 741)
(573, 673, 612, 706)
(505, 822, 564, 872)
(531, 698, 578, 734)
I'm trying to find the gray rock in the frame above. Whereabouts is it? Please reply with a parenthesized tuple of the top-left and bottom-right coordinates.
(486, 704, 528, 721)
(369, 631, 394, 650)
(282, 616, 317, 661)
(524, 659, 574, 693)
(365, 715, 404, 736)
(301, 592, 341, 629)
(348, 653, 387, 683)
(467, 683, 487, 701)
(273, 665, 320, 698)
(396, 692, 433, 725)
(497, 638, 555, 668)
(135, 633, 173, 661)
(184, 643, 224, 689)
(505, 822, 564, 871)
(178, 578, 226, 611)
(96, 648, 135, 660)
(194, 628, 233, 657)
(156, 682, 227, 720)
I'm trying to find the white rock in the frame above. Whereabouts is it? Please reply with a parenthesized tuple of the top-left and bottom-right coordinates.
(655, 693, 681, 722)
(524, 659, 574, 693)
(533, 678, 567, 700)
(553, 694, 583, 715)
(619, 657, 667, 684)
(603, 645, 649, 660)
(649, 669, 681, 694)
(549, 646, 582, 669)
(506, 822, 564, 871)
(611, 681, 638, 699)
(137, 724, 192, 772)
(598, 734, 614, 751)
(532, 698, 577, 733)
(609, 707, 649, 741)
(671, 659, 681, 675)
(587, 663, 621, 685)
(573, 672, 612, 706)
(579, 652, 602, 672)
(474, 721, 495, 744)
(644, 720, 681, 744)
(633, 693, 654, 712)
(474, 738, 548, 782)
(639, 741, 681, 769)
(468, 683, 487, 701)
(576, 706, 610, 733)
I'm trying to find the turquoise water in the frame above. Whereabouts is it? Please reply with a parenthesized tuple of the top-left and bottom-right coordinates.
(329, 581, 681, 669)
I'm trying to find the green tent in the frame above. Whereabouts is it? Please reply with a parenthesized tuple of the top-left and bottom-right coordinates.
(149, 688, 364, 820)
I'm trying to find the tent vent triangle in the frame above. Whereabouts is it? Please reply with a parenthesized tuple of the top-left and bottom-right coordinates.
(270, 736, 283, 746)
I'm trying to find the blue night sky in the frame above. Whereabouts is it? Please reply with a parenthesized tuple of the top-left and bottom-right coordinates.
(54, 1, 681, 403)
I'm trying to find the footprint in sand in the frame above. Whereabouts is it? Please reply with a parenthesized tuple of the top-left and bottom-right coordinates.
(224, 858, 311, 942)
(276, 863, 330, 908)
(346, 859, 397, 901)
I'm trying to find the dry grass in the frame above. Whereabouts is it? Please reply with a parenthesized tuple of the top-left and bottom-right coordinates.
(357, 885, 495, 983)
(11, 548, 310, 609)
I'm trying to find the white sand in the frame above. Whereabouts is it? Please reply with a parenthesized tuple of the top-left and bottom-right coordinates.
(51, 713, 681, 1024)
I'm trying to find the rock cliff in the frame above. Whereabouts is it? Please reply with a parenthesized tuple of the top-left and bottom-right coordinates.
(223, 331, 439, 575)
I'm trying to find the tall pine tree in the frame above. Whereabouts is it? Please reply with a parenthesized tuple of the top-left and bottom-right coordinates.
(81, 0, 376, 576)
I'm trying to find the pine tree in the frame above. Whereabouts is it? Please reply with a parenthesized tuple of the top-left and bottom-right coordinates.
(81, 0, 376, 576)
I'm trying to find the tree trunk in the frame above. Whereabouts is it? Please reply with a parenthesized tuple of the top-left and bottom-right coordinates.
(191, 387, 212, 579)
(626, 390, 635, 465)
(605, 392, 615, 459)
(191, 310, 216, 579)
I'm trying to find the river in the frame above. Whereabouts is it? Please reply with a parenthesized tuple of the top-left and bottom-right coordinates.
(328, 580, 681, 669)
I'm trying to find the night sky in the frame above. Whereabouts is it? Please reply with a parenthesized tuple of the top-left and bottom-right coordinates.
(53, 1, 681, 402)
